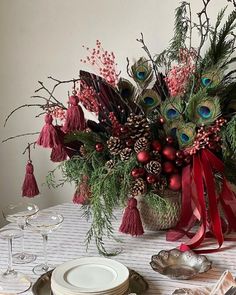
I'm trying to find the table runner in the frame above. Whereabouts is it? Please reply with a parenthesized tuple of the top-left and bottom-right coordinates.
(0, 202, 235, 294)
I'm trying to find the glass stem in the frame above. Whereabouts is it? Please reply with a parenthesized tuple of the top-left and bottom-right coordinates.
(19, 224, 25, 255)
(42, 234, 48, 269)
(6, 238, 14, 274)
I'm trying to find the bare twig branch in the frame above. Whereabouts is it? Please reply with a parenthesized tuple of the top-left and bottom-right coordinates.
(22, 142, 36, 156)
(136, 33, 168, 98)
(4, 104, 44, 127)
(196, 0, 211, 64)
(126, 58, 132, 78)
(2, 132, 40, 143)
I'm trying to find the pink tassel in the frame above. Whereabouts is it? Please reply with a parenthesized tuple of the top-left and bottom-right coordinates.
(22, 162, 39, 198)
(50, 143, 67, 162)
(63, 95, 86, 133)
(37, 114, 59, 148)
(73, 176, 91, 205)
(119, 198, 144, 236)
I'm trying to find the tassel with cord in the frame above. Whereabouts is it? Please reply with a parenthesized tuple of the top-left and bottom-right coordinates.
(119, 197, 144, 236)
(62, 94, 86, 133)
(50, 143, 67, 162)
(22, 144, 39, 198)
(73, 175, 91, 205)
(37, 113, 59, 148)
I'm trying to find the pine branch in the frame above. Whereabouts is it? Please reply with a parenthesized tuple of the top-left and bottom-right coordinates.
(169, 1, 189, 60)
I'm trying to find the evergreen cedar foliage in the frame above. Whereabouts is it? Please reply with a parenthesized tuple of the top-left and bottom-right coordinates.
(4, 1, 236, 254)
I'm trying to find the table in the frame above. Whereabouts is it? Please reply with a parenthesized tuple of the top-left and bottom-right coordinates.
(0, 202, 235, 294)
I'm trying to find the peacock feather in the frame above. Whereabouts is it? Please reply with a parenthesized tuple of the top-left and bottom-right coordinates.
(131, 57, 153, 88)
(138, 89, 161, 114)
(176, 122, 196, 148)
(164, 119, 184, 140)
(186, 90, 221, 125)
(118, 78, 136, 101)
(201, 69, 222, 88)
(160, 97, 184, 123)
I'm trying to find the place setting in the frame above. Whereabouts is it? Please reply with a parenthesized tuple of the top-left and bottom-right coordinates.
(32, 257, 148, 295)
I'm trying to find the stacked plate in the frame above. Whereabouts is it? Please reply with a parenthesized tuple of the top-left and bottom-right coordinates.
(51, 257, 130, 295)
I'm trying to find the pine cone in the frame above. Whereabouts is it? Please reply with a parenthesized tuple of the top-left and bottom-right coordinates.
(145, 160, 162, 176)
(79, 145, 87, 157)
(134, 137, 150, 153)
(105, 159, 115, 170)
(130, 178, 147, 196)
(120, 148, 132, 161)
(125, 113, 150, 141)
(107, 136, 123, 155)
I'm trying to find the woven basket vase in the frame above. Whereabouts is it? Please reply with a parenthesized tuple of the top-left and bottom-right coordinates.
(137, 190, 181, 231)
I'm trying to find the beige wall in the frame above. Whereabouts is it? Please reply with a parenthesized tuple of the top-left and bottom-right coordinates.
(0, 0, 229, 226)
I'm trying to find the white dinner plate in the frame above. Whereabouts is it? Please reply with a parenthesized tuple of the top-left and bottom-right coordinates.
(51, 282, 129, 295)
(52, 257, 129, 294)
(51, 279, 129, 295)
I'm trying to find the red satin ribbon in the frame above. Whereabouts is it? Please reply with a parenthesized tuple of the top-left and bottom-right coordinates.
(167, 149, 236, 253)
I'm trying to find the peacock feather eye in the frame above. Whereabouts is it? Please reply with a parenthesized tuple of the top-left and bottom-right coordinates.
(180, 133, 190, 143)
(186, 90, 221, 125)
(201, 77, 212, 87)
(197, 105, 211, 119)
(143, 96, 155, 105)
(160, 98, 184, 122)
(131, 57, 153, 88)
(138, 89, 161, 113)
(136, 69, 147, 81)
(118, 78, 135, 101)
(177, 122, 196, 148)
(201, 69, 222, 88)
(163, 119, 183, 140)
(167, 108, 179, 120)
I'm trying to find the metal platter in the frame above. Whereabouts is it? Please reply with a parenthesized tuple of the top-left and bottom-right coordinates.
(32, 268, 148, 295)
(150, 249, 212, 280)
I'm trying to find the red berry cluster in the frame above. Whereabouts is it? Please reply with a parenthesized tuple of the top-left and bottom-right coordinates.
(80, 40, 119, 87)
(183, 118, 226, 156)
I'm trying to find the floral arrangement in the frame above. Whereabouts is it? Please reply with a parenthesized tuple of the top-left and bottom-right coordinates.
(4, 1, 236, 255)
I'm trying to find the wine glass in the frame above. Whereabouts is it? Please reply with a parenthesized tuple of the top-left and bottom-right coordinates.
(26, 211, 64, 275)
(0, 226, 31, 293)
(2, 201, 39, 264)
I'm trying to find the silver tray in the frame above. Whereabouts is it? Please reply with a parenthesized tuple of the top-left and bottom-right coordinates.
(150, 249, 212, 280)
(32, 268, 148, 295)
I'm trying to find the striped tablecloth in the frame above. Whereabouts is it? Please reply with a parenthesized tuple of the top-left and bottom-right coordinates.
(0, 202, 235, 295)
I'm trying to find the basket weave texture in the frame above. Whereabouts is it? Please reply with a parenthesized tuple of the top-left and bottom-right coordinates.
(137, 190, 181, 231)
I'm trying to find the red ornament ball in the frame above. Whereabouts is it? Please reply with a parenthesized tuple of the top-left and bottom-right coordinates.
(138, 167, 146, 177)
(166, 136, 174, 145)
(162, 146, 176, 161)
(176, 150, 184, 159)
(151, 140, 162, 152)
(175, 159, 183, 167)
(95, 143, 104, 152)
(184, 156, 191, 164)
(158, 116, 165, 125)
(131, 168, 140, 178)
(146, 174, 157, 184)
(168, 174, 181, 191)
(126, 139, 133, 147)
(162, 161, 175, 174)
(137, 151, 151, 164)
(120, 126, 129, 134)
